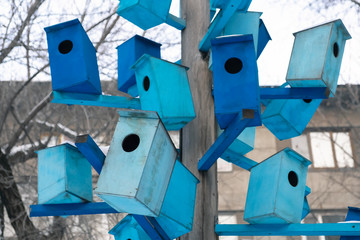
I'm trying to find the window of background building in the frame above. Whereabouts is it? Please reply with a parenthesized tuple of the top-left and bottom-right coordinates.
(291, 131, 355, 168)
(218, 214, 238, 240)
(217, 158, 233, 172)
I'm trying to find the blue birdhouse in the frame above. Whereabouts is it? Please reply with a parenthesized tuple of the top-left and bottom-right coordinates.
(95, 110, 177, 217)
(262, 98, 322, 140)
(132, 54, 196, 130)
(117, 35, 161, 97)
(340, 207, 360, 240)
(109, 215, 151, 240)
(37, 144, 93, 204)
(244, 148, 311, 224)
(44, 19, 101, 95)
(217, 125, 255, 163)
(286, 19, 351, 97)
(156, 160, 199, 239)
(211, 35, 261, 129)
(117, 0, 172, 30)
(258, 19, 271, 58)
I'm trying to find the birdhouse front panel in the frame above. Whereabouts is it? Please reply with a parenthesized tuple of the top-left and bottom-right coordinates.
(37, 144, 93, 204)
(45, 19, 101, 95)
(95, 110, 177, 217)
(117, 0, 172, 30)
(156, 160, 199, 239)
(286, 20, 351, 96)
(262, 98, 322, 140)
(117, 35, 161, 97)
(109, 215, 151, 240)
(132, 54, 196, 130)
(211, 35, 261, 128)
(244, 148, 311, 224)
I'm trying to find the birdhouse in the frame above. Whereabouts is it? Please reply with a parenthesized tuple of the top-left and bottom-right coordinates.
(37, 144, 93, 204)
(156, 160, 199, 239)
(286, 19, 351, 97)
(257, 19, 271, 58)
(117, 35, 161, 97)
(44, 19, 101, 95)
(340, 207, 360, 240)
(109, 215, 151, 240)
(244, 148, 311, 224)
(211, 35, 261, 129)
(262, 98, 322, 140)
(132, 54, 196, 130)
(217, 125, 255, 162)
(95, 110, 177, 217)
(117, 0, 172, 30)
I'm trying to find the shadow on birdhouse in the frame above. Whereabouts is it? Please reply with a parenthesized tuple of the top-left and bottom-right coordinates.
(109, 215, 151, 240)
(211, 35, 261, 129)
(286, 19, 351, 97)
(44, 19, 101, 95)
(36, 143, 93, 204)
(117, 35, 161, 97)
(244, 148, 311, 224)
(95, 110, 177, 217)
(262, 97, 322, 140)
(132, 54, 196, 130)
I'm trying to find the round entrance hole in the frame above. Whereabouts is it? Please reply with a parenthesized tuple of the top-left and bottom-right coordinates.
(333, 42, 339, 58)
(143, 76, 150, 91)
(224, 57, 243, 74)
(58, 40, 73, 54)
(288, 171, 298, 187)
(122, 134, 140, 152)
(303, 99, 312, 103)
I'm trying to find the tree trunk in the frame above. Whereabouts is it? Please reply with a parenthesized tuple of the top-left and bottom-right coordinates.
(180, 0, 218, 239)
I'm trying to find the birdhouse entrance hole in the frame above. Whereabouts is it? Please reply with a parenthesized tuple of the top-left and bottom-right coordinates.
(122, 134, 140, 152)
(143, 76, 150, 91)
(288, 171, 298, 187)
(58, 40, 73, 54)
(303, 99, 312, 103)
(333, 42, 339, 58)
(225, 57, 243, 74)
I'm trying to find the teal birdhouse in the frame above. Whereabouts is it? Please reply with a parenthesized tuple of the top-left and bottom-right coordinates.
(286, 19, 351, 97)
(132, 54, 196, 130)
(109, 215, 151, 240)
(37, 144, 93, 204)
(117, 0, 172, 30)
(95, 110, 177, 217)
(117, 35, 161, 97)
(262, 98, 322, 140)
(244, 148, 311, 224)
(211, 35, 261, 129)
(44, 19, 101, 95)
(156, 160, 199, 239)
(217, 125, 255, 163)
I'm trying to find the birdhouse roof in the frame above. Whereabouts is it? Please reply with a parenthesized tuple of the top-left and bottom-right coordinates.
(108, 215, 134, 235)
(35, 142, 76, 154)
(131, 54, 189, 70)
(211, 34, 254, 46)
(293, 19, 351, 40)
(44, 18, 80, 33)
(116, 34, 162, 50)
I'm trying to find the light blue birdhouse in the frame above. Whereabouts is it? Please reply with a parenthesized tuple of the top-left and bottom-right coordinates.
(217, 125, 255, 163)
(156, 160, 199, 239)
(286, 19, 351, 97)
(117, 0, 172, 30)
(211, 35, 261, 129)
(262, 98, 322, 140)
(117, 35, 161, 97)
(95, 110, 177, 217)
(44, 19, 101, 95)
(37, 144, 93, 204)
(244, 148, 311, 224)
(109, 215, 151, 240)
(132, 54, 196, 130)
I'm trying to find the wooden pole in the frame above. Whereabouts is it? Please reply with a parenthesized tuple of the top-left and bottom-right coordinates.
(180, 0, 218, 239)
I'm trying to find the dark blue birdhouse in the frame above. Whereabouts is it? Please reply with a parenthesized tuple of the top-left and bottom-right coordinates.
(117, 35, 161, 97)
(211, 35, 261, 129)
(37, 144, 93, 204)
(286, 19, 351, 97)
(95, 110, 177, 217)
(244, 148, 311, 224)
(44, 19, 101, 95)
